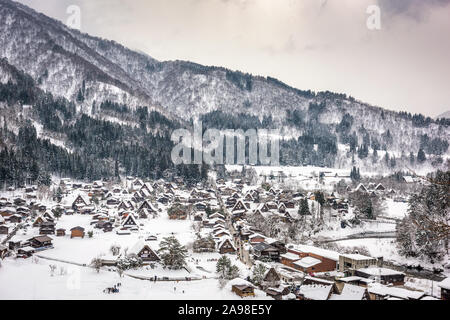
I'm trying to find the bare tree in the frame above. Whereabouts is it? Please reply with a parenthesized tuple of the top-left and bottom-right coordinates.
(90, 257, 103, 273)
(49, 264, 57, 276)
(110, 244, 121, 256)
(117, 266, 124, 278)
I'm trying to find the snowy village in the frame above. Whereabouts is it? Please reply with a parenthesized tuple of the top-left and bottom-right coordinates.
(0, 0, 450, 305)
(0, 166, 449, 301)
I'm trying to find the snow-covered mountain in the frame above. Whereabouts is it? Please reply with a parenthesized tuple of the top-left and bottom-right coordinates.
(436, 111, 450, 120)
(0, 0, 448, 174)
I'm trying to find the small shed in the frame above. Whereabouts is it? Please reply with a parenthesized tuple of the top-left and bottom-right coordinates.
(232, 284, 255, 298)
(70, 226, 85, 238)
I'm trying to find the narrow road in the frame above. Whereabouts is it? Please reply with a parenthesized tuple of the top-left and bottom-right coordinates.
(316, 231, 397, 243)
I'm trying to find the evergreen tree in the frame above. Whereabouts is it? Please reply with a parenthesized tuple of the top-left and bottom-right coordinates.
(298, 198, 310, 216)
(216, 255, 240, 280)
(158, 236, 188, 270)
(251, 263, 267, 286)
(396, 171, 449, 261)
(409, 152, 415, 166)
(417, 148, 426, 163)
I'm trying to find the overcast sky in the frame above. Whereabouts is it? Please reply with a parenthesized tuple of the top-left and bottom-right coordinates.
(17, 0, 450, 117)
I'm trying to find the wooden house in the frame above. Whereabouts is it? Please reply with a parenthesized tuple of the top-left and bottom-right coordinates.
(232, 284, 255, 298)
(56, 228, 66, 237)
(367, 284, 425, 300)
(339, 254, 378, 272)
(118, 201, 130, 211)
(252, 242, 280, 262)
(244, 193, 254, 202)
(297, 284, 333, 300)
(28, 236, 53, 249)
(138, 209, 149, 219)
(329, 283, 368, 300)
(208, 212, 225, 219)
(193, 237, 216, 253)
(129, 241, 160, 263)
(217, 238, 236, 254)
(70, 226, 85, 238)
(95, 221, 113, 232)
(39, 221, 56, 235)
(7, 214, 22, 223)
(132, 179, 144, 190)
(249, 233, 266, 244)
(232, 200, 248, 212)
(140, 183, 154, 196)
(262, 268, 281, 289)
(267, 240, 287, 254)
(106, 198, 120, 206)
(0, 207, 15, 217)
(138, 200, 157, 214)
(286, 245, 339, 273)
(168, 205, 187, 220)
(258, 203, 270, 212)
(122, 214, 139, 228)
(17, 246, 35, 258)
(0, 225, 8, 235)
(354, 267, 405, 286)
(72, 194, 90, 209)
(0, 244, 8, 259)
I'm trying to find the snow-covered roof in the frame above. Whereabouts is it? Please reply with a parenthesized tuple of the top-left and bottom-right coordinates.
(341, 253, 374, 261)
(217, 237, 236, 251)
(403, 176, 414, 183)
(226, 278, 254, 290)
(280, 252, 300, 261)
(298, 284, 332, 300)
(122, 214, 138, 227)
(329, 284, 366, 300)
(438, 277, 450, 290)
(354, 183, 367, 192)
(337, 276, 373, 284)
(129, 240, 158, 257)
(292, 244, 340, 261)
(358, 267, 404, 276)
(62, 192, 90, 206)
(368, 283, 424, 300)
(293, 256, 322, 269)
(304, 276, 334, 285)
(249, 233, 265, 240)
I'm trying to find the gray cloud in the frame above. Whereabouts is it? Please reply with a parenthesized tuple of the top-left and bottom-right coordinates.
(12, 0, 450, 117)
(378, 0, 450, 20)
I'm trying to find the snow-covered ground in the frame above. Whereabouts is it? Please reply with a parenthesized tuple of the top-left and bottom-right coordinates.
(0, 257, 270, 300)
(1, 210, 264, 300)
(383, 199, 408, 219)
(333, 238, 399, 260)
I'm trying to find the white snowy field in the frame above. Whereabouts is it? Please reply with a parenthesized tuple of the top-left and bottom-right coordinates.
(383, 199, 409, 219)
(0, 258, 270, 300)
(1, 210, 265, 300)
(13, 214, 195, 266)
(333, 238, 400, 260)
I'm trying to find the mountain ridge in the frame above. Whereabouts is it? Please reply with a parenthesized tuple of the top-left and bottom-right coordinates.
(0, 0, 448, 184)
